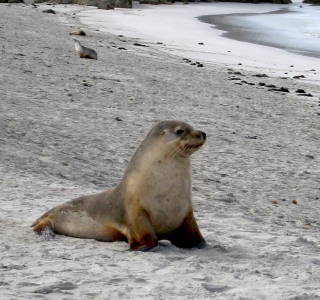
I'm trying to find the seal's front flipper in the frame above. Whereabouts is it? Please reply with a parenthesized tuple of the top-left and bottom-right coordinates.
(129, 243, 159, 252)
(127, 209, 159, 251)
(194, 240, 207, 249)
(169, 209, 206, 249)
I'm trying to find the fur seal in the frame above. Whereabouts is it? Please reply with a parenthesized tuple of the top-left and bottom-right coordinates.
(31, 120, 206, 251)
(70, 30, 86, 36)
(73, 39, 97, 60)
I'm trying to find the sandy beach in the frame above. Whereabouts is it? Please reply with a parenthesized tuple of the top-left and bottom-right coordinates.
(1, 2, 320, 299)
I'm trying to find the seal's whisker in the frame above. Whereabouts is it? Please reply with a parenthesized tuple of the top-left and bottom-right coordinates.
(169, 145, 183, 160)
(177, 145, 188, 158)
(175, 146, 185, 159)
(167, 145, 180, 159)
(166, 137, 180, 145)
(171, 144, 189, 160)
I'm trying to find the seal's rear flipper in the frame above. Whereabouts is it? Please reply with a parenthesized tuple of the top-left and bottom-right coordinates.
(32, 219, 55, 240)
(32, 216, 53, 234)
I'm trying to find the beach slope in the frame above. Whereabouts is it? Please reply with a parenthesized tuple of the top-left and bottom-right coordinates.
(1, 3, 320, 299)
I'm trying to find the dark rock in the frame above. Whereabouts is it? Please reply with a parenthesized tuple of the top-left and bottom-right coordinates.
(293, 75, 306, 79)
(278, 87, 289, 92)
(297, 93, 313, 97)
(133, 43, 148, 47)
(270, 87, 290, 93)
(295, 89, 306, 93)
(42, 9, 56, 14)
(305, 155, 315, 159)
(253, 74, 268, 78)
(241, 80, 255, 85)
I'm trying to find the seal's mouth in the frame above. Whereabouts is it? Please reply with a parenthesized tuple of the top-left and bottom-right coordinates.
(185, 142, 204, 149)
(181, 138, 206, 152)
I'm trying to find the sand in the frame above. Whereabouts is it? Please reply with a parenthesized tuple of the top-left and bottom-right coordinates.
(1, 3, 320, 299)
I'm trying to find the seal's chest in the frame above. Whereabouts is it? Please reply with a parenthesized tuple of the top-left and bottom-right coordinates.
(144, 178, 191, 231)
(149, 194, 190, 233)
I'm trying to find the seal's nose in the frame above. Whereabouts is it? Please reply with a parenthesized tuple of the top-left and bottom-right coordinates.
(201, 131, 206, 140)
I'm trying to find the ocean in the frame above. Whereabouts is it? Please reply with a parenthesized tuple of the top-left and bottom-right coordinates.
(198, 4, 320, 59)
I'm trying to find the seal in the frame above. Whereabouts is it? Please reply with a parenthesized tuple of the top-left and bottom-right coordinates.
(73, 38, 97, 60)
(70, 30, 86, 36)
(31, 120, 206, 251)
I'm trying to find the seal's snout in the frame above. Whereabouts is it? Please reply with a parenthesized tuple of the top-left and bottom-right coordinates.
(195, 131, 206, 140)
(201, 131, 206, 140)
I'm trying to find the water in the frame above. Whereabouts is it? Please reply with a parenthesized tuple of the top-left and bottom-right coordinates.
(198, 5, 320, 59)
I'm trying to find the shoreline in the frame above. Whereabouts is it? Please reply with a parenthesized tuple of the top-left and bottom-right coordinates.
(198, 6, 320, 60)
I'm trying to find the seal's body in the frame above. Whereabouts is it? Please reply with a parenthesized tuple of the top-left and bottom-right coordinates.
(32, 120, 206, 251)
(70, 30, 86, 36)
(73, 38, 97, 60)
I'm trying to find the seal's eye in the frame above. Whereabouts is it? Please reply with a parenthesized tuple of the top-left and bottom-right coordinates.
(176, 129, 185, 136)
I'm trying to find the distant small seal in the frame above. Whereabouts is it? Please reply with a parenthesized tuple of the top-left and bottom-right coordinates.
(70, 30, 86, 36)
(31, 120, 206, 251)
(73, 39, 97, 60)
(42, 9, 56, 14)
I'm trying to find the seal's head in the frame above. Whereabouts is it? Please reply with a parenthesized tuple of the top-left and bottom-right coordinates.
(161, 121, 206, 158)
(138, 120, 206, 160)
